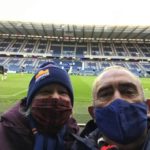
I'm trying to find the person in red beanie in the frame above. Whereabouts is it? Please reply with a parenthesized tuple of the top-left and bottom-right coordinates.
(0, 62, 79, 150)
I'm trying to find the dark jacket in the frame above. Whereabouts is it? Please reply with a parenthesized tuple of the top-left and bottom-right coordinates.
(0, 98, 79, 150)
(71, 119, 150, 150)
(80, 119, 97, 138)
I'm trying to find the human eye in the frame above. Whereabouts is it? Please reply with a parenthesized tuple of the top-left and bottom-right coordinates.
(58, 89, 69, 96)
(97, 90, 109, 99)
(39, 89, 53, 95)
(126, 88, 136, 94)
(97, 86, 113, 100)
(119, 83, 138, 97)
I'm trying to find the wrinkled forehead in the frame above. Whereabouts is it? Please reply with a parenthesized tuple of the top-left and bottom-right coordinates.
(100, 68, 138, 81)
(94, 68, 141, 91)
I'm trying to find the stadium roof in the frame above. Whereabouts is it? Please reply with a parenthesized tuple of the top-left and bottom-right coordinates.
(1, 21, 150, 42)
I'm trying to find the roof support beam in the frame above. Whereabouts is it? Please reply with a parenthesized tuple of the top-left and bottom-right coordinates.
(21, 24, 31, 35)
(116, 26, 128, 38)
(73, 25, 77, 41)
(91, 25, 95, 39)
(41, 24, 47, 36)
(83, 26, 85, 42)
(31, 23, 40, 36)
(123, 26, 138, 39)
(0, 22, 14, 34)
(132, 27, 149, 39)
(52, 24, 56, 37)
(8, 22, 23, 35)
(98, 26, 105, 40)
(107, 26, 117, 39)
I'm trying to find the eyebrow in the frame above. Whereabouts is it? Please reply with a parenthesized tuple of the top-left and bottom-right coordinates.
(118, 82, 137, 89)
(98, 82, 137, 92)
(38, 88, 51, 92)
(98, 85, 113, 92)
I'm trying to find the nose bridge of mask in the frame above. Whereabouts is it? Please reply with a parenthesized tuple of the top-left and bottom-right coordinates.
(111, 98, 126, 107)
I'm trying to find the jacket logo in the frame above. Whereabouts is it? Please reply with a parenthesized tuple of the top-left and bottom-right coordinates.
(35, 69, 49, 82)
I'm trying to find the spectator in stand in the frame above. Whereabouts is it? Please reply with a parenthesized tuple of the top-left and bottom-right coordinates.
(0, 62, 79, 150)
(72, 66, 150, 150)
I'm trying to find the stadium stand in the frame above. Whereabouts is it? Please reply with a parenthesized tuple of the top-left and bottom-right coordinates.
(0, 21, 150, 77)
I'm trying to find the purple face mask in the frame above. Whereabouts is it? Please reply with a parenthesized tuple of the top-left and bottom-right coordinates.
(95, 99, 147, 144)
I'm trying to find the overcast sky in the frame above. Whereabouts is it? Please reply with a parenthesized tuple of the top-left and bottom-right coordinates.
(0, 0, 150, 25)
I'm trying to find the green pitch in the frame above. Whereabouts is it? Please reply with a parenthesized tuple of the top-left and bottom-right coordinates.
(0, 74, 150, 123)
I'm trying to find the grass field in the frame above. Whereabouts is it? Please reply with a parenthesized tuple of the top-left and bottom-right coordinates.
(0, 73, 150, 123)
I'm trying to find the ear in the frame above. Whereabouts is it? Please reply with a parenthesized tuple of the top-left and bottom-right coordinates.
(88, 106, 95, 118)
(146, 99, 150, 117)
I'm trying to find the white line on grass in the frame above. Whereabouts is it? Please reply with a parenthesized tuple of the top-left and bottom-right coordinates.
(0, 89, 27, 98)
(74, 96, 91, 101)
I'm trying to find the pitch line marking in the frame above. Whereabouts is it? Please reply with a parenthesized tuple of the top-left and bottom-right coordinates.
(0, 89, 27, 98)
